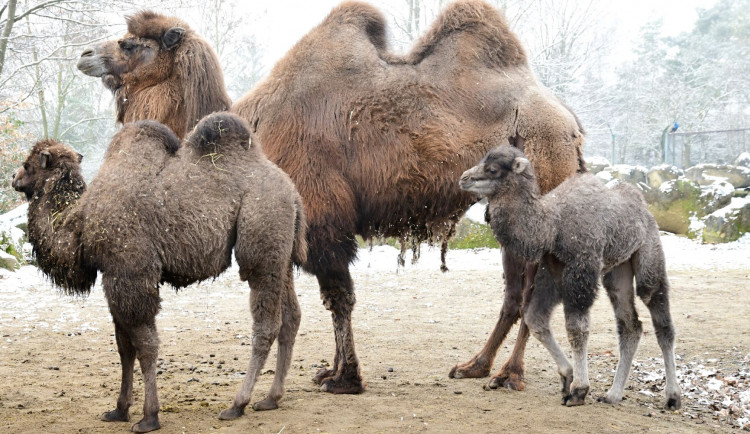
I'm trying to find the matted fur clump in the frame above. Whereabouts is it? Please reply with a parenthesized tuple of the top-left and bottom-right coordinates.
(460, 145, 681, 410)
(13, 113, 306, 432)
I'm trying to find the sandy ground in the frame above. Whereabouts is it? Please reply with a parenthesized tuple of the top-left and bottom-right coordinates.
(1, 235, 749, 433)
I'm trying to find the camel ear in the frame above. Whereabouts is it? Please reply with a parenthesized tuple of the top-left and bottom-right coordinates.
(162, 27, 185, 50)
(512, 157, 529, 174)
(76, 152, 83, 163)
(39, 150, 52, 169)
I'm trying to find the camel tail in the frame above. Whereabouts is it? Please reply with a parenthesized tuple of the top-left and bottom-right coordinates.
(292, 194, 308, 266)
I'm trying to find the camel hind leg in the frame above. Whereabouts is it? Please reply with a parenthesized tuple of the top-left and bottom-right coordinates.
(253, 264, 301, 411)
(129, 322, 161, 433)
(219, 269, 284, 420)
(633, 245, 681, 410)
(597, 261, 642, 405)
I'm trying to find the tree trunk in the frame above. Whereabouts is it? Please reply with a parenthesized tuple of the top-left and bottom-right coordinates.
(0, 0, 18, 77)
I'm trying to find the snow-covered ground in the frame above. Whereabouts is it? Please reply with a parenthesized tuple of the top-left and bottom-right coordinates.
(2, 232, 749, 291)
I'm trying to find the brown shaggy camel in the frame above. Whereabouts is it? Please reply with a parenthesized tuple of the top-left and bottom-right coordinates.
(77, 1, 586, 394)
(12, 113, 307, 432)
(76, 11, 231, 139)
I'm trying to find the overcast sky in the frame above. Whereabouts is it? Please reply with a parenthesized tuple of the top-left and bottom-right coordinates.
(238, 0, 719, 68)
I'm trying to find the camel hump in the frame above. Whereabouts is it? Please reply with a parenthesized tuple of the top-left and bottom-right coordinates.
(322, 1, 388, 50)
(125, 10, 189, 41)
(406, 0, 526, 67)
(185, 112, 252, 154)
(129, 120, 181, 154)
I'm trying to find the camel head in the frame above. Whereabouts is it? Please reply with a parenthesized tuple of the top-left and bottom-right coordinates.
(459, 145, 532, 197)
(13, 140, 83, 200)
(77, 11, 187, 93)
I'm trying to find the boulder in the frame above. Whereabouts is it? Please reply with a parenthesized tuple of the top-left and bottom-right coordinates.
(0, 249, 19, 271)
(585, 156, 611, 175)
(735, 152, 750, 168)
(644, 179, 733, 236)
(685, 164, 750, 188)
(646, 165, 683, 189)
(596, 164, 648, 185)
(0, 204, 28, 269)
(702, 198, 750, 243)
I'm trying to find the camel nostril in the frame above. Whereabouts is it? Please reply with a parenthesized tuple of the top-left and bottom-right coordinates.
(80, 48, 94, 57)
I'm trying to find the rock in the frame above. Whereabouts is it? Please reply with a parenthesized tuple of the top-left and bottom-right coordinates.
(735, 152, 750, 168)
(0, 206, 27, 268)
(644, 179, 702, 235)
(585, 156, 611, 175)
(647, 165, 683, 189)
(702, 198, 750, 243)
(685, 164, 750, 188)
(0, 250, 19, 271)
(597, 164, 648, 185)
(644, 179, 733, 236)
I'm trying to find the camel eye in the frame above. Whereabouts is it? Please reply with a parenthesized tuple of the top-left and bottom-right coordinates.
(118, 40, 136, 52)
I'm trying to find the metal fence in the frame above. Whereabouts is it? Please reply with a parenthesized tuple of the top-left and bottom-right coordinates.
(666, 128, 750, 168)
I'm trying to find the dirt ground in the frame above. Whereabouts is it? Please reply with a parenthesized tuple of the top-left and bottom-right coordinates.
(1, 244, 748, 433)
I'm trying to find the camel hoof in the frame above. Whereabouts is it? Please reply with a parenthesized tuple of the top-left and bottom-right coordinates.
(448, 359, 490, 379)
(101, 408, 129, 422)
(312, 368, 335, 385)
(563, 386, 589, 407)
(252, 397, 279, 411)
(218, 405, 245, 420)
(665, 395, 681, 411)
(320, 377, 366, 394)
(596, 395, 620, 405)
(130, 416, 160, 433)
(485, 373, 526, 391)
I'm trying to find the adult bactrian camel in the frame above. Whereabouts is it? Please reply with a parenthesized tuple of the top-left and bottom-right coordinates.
(13, 113, 307, 431)
(77, 1, 586, 394)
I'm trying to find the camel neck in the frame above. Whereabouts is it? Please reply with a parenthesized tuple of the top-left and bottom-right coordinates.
(488, 184, 552, 263)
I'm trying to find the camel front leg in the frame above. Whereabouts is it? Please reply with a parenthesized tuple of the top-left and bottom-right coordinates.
(101, 321, 135, 423)
(450, 250, 524, 380)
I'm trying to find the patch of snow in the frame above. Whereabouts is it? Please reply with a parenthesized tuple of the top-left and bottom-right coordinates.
(709, 197, 750, 218)
(464, 203, 486, 223)
(587, 156, 611, 167)
(700, 180, 735, 199)
(596, 170, 613, 182)
(659, 180, 677, 193)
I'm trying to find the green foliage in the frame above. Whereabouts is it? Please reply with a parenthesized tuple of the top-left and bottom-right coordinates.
(448, 218, 500, 250)
(355, 218, 500, 251)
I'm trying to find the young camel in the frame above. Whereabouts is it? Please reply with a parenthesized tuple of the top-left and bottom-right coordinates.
(459, 145, 682, 409)
(13, 113, 306, 432)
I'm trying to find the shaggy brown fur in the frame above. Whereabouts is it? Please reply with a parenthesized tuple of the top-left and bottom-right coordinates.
(79, 1, 586, 394)
(460, 145, 681, 409)
(13, 113, 306, 432)
(77, 11, 231, 139)
(232, 0, 585, 393)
